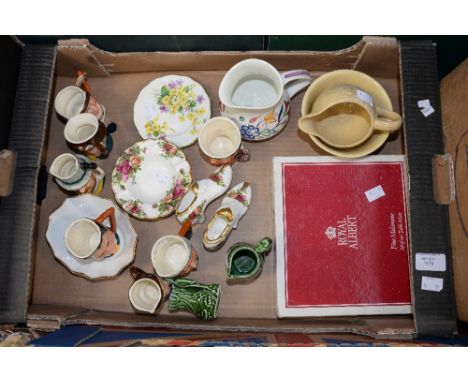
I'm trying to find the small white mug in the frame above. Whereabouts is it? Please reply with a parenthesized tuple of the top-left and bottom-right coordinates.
(64, 218, 102, 259)
(55, 85, 105, 122)
(128, 266, 170, 315)
(64, 113, 111, 160)
(64, 208, 119, 260)
(151, 235, 198, 278)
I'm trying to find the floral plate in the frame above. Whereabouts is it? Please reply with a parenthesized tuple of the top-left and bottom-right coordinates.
(133, 75, 211, 148)
(112, 139, 192, 220)
(46, 194, 137, 280)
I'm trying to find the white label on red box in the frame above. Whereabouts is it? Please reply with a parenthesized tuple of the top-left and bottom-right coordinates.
(364, 185, 385, 203)
(416, 253, 446, 272)
(421, 276, 444, 292)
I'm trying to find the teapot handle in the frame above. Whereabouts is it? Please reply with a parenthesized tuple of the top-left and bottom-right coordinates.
(95, 207, 117, 233)
(281, 70, 312, 99)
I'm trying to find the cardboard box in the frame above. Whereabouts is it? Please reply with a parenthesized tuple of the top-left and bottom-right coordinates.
(0, 36, 458, 340)
(440, 58, 468, 322)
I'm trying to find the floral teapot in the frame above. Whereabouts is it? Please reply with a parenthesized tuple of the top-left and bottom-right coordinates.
(219, 58, 312, 141)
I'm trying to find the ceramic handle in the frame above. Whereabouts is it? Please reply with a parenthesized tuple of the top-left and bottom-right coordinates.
(76, 70, 92, 94)
(255, 237, 273, 255)
(80, 161, 97, 170)
(374, 107, 403, 132)
(236, 143, 251, 162)
(281, 70, 312, 99)
(130, 266, 149, 280)
(95, 207, 117, 233)
(178, 219, 193, 239)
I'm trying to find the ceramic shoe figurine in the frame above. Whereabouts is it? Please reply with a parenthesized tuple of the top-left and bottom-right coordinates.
(203, 181, 252, 251)
(176, 165, 232, 225)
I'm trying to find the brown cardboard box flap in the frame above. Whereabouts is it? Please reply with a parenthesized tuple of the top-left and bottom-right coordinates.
(56, 36, 399, 77)
(432, 154, 456, 205)
(27, 304, 414, 339)
(0, 150, 16, 197)
(441, 58, 468, 321)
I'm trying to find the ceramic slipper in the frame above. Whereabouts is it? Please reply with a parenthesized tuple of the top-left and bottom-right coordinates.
(203, 181, 252, 251)
(176, 164, 233, 225)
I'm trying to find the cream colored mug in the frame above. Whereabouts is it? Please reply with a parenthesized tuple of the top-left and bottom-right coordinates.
(64, 113, 112, 160)
(54, 72, 105, 122)
(151, 234, 198, 278)
(298, 84, 402, 148)
(128, 266, 170, 315)
(198, 117, 250, 166)
(64, 207, 119, 261)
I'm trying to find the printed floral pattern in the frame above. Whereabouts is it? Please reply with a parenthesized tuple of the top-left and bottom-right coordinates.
(152, 172, 191, 215)
(187, 200, 207, 223)
(156, 139, 184, 159)
(112, 144, 146, 189)
(154, 79, 207, 127)
(118, 199, 146, 218)
(135, 76, 211, 148)
(240, 124, 261, 140)
(112, 140, 192, 220)
(227, 185, 250, 207)
(144, 115, 175, 138)
(208, 167, 226, 187)
(226, 100, 291, 141)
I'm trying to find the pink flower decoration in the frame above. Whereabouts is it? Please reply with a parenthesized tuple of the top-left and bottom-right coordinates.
(188, 207, 201, 221)
(117, 159, 131, 176)
(172, 184, 184, 199)
(235, 194, 246, 203)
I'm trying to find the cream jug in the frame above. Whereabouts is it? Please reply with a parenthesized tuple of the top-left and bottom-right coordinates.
(219, 58, 312, 141)
(298, 84, 402, 148)
(49, 153, 105, 195)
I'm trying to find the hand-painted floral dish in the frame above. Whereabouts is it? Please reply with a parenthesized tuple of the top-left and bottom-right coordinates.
(134, 75, 211, 148)
(46, 194, 137, 280)
(112, 139, 192, 220)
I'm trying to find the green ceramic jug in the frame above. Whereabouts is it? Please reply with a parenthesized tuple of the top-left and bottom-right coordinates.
(167, 278, 221, 321)
(226, 237, 272, 281)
